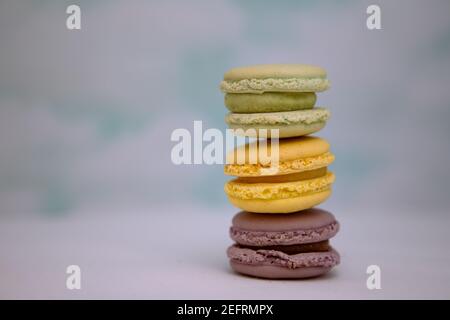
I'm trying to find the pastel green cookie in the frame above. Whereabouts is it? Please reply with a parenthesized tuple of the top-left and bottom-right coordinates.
(220, 64, 330, 93)
(225, 108, 330, 138)
(225, 92, 316, 113)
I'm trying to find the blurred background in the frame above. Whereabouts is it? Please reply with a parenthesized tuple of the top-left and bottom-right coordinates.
(1, 0, 450, 216)
(1, 0, 450, 299)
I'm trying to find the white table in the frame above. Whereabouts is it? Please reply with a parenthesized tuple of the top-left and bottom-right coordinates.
(1, 206, 449, 299)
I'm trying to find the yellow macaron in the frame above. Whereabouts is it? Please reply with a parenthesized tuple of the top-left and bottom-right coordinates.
(224, 136, 335, 213)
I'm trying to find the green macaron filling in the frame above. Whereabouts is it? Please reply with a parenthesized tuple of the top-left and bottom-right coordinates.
(225, 92, 316, 113)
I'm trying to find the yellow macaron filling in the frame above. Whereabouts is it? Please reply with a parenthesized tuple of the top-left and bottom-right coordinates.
(235, 167, 327, 183)
(224, 151, 334, 177)
(224, 171, 335, 200)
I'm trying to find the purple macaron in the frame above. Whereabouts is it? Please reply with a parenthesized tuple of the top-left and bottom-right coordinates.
(227, 208, 340, 279)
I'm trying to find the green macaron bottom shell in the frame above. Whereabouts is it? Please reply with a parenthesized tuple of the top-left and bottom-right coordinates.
(225, 92, 316, 113)
(225, 108, 330, 138)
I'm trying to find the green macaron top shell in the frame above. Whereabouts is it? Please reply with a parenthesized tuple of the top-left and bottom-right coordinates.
(220, 64, 330, 93)
(223, 64, 327, 80)
(225, 92, 316, 113)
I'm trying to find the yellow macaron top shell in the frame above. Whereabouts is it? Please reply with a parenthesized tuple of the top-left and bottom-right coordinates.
(223, 64, 327, 80)
(227, 136, 329, 163)
(225, 136, 334, 177)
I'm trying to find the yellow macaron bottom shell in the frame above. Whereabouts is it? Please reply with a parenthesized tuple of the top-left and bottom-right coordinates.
(224, 170, 334, 213)
(225, 171, 334, 201)
(227, 189, 332, 214)
(224, 152, 334, 177)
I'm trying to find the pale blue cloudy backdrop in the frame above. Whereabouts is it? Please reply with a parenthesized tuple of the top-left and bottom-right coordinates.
(1, 0, 450, 216)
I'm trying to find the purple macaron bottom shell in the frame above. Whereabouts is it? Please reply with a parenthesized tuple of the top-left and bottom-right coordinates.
(227, 245, 340, 279)
(230, 261, 332, 279)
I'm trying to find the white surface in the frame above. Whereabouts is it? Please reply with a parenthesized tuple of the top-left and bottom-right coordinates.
(1, 206, 450, 299)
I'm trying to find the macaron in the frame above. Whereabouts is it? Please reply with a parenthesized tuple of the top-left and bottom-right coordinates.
(220, 64, 330, 94)
(225, 108, 330, 138)
(227, 209, 340, 279)
(224, 136, 335, 213)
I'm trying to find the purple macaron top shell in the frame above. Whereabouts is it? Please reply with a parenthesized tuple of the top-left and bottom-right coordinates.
(230, 208, 339, 246)
(232, 208, 337, 231)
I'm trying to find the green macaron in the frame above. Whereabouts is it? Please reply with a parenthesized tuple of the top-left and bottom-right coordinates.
(225, 108, 330, 138)
(225, 92, 316, 113)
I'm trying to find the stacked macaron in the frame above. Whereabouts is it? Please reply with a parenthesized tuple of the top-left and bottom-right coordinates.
(220, 64, 340, 279)
(222, 64, 330, 138)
